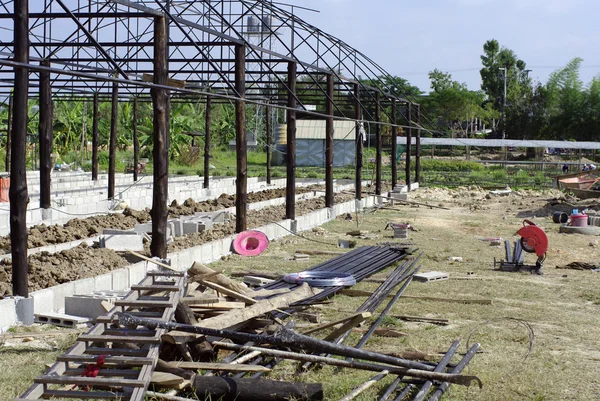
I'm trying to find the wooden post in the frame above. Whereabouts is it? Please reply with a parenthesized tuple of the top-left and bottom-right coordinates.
(354, 84, 362, 200)
(108, 81, 118, 199)
(375, 92, 382, 195)
(133, 97, 139, 182)
(405, 102, 412, 190)
(91, 92, 99, 181)
(39, 60, 52, 210)
(286, 61, 297, 220)
(5, 94, 12, 172)
(150, 16, 170, 259)
(265, 102, 272, 185)
(391, 98, 397, 189)
(415, 104, 421, 184)
(235, 44, 247, 233)
(203, 95, 211, 189)
(325, 74, 334, 208)
(11, 0, 29, 297)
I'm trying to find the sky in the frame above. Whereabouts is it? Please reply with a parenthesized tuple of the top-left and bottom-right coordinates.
(284, 0, 600, 93)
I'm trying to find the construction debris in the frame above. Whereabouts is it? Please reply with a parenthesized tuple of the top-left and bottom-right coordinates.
(16, 245, 481, 401)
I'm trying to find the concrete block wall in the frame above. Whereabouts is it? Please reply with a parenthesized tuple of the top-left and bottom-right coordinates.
(0, 175, 336, 236)
(0, 193, 375, 331)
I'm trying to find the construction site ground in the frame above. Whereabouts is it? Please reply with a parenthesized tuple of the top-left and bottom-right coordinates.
(2, 186, 600, 400)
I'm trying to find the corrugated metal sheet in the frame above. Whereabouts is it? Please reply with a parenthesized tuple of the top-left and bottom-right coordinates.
(409, 138, 600, 149)
(296, 139, 355, 167)
(276, 120, 356, 142)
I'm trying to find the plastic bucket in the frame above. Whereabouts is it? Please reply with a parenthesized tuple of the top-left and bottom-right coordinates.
(552, 212, 568, 224)
(570, 214, 588, 227)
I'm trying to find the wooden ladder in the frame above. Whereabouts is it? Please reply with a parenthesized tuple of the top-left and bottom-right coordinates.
(15, 270, 185, 401)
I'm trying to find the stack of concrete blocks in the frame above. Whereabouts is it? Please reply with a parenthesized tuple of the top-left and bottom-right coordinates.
(389, 188, 409, 202)
(100, 229, 145, 251)
(65, 290, 127, 320)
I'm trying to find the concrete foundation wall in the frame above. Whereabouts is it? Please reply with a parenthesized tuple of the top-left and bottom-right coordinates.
(0, 173, 334, 235)
(0, 194, 376, 332)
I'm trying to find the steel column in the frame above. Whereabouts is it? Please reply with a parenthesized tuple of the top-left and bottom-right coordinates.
(11, 0, 30, 297)
(405, 102, 412, 191)
(39, 60, 52, 209)
(354, 84, 362, 200)
(325, 73, 334, 208)
(203, 95, 211, 189)
(91, 92, 99, 181)
(286, 61, 297, 220)
(391, 98, 397, 189)
(5, 94, 12, 172)
(235, 44, 247, 233)
(415, 104, 421, 184)
(375, 92, 382, 196)
(150, 16, 170, 259)
(108, 81, 118, 199)
(265, 102, 272, 185)
(133, 96, 139, 182)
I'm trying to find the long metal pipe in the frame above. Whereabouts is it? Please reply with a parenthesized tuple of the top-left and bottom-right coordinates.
(204, 94, 211, 189)
(39, 60, 53, 210)
(426, 343, 481, 401)
(91, 92, 99, 181)
(325, 73, 334, 208)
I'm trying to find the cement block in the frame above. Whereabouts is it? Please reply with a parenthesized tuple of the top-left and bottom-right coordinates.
(128, 262, 147, 285)
(102, 233, 144, 251)
(0, 298, 17, 332)
(31, 288, 55, 314)
(94, 273, 113, 291)
(35, 312, 91, 328)
(65, 294, 118, 319)
(199, 243, 213, 264)
(102, 228, 137, 235)
(182, 221, 200, 235)
(73, 277, 96, 295)
(169, 219, 183, 237)
(111, 268, 129, 290)
(53, 282, 76, 313)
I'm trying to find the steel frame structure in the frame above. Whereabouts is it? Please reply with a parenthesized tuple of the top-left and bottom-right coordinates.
(0, 0, 427, 297)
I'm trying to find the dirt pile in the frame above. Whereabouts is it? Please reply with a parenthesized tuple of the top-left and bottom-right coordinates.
(0, 243, 130, 296)
(168, 186, 319, 217)
(0, 187, 322, 254)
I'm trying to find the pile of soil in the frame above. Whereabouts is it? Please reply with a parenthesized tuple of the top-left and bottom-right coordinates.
(0, 186, 322, 254)
(167, 186, 319, 217)
(0, 190, 352, 296)
(0, 243, 130, 296)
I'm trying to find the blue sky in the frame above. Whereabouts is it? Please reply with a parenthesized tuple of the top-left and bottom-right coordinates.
(286, 0, 600, 92)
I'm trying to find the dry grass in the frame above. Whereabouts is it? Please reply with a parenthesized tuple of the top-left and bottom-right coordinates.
(212, 190, 600, 400)
(5, 189, 600, 400)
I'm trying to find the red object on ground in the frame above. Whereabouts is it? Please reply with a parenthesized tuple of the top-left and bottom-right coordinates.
(72, 355, 106, 391)
(233, 230, 269, 257)
(570, 213, 588, 227)
(516, 220, 548, 258)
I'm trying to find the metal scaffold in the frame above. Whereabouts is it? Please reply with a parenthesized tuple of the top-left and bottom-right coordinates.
(0, 0, 429, 296)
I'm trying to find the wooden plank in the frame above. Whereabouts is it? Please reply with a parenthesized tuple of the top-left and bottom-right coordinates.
(64, 368, 140, 378)
(303, 312, 372, 335)
(131, 285, 180, 292)
(196, 283, 317, 330)
(57, 355, 153, 365)
(179, 296, 222, 305)
(128, 251, 178, 272)
(250, 288, 290, 298)
(167, 362, 271, 373)
(189, 302, 245, 310)
(339, 289, 493, 305)
(115, 299, 173, 307)
(354, 328, 408, 338)
(42, 390, 128, 399)
(197, 280, 256, 305)
(324, 313, 371, 341)
(151, 372, 189, 389)
(85, 347, 149, 357)
(78, 334, 161, 344)
(142, 73, 186, 89)
(34, 375, 145, 387)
